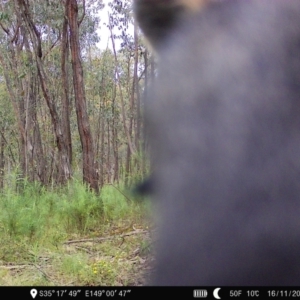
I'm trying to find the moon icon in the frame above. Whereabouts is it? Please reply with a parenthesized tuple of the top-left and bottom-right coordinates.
(213, 288, 221, 299)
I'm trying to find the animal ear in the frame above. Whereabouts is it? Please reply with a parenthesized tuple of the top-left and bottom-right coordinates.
(134, 0, 210, 50)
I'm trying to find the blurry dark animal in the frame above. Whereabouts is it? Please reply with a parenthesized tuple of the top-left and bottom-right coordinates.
(133, 177, 153, 196)
(134, 0, 300, 285)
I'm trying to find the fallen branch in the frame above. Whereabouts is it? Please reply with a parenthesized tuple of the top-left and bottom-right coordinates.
(63, 229, 148, 245)
(0, 264, 34, 270)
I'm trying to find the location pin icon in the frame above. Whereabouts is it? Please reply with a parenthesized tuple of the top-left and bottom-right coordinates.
(30, 289, 38, 299)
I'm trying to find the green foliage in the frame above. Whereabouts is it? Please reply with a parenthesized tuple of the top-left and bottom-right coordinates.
(0, 175, 151, 286)
(0, 178, 103, 241)
(101, 185, 139, 221)
(1, 186, 44, 239)
(0, 12, 9, 21)
(60, 253, 90, 279)
(59, 180, 103, 233)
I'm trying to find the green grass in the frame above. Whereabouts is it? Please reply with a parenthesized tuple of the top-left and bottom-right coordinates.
(0, 179, 152, 286)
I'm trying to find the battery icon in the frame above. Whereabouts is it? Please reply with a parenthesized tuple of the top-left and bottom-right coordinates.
(193, 289, 208, 298)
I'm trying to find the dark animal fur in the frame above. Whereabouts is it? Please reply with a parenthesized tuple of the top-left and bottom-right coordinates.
(135, 0, 300, 285)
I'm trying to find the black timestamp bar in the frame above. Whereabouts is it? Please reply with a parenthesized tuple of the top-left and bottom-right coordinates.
(2, 287, 300, 299)
(220, 288, 300, 299)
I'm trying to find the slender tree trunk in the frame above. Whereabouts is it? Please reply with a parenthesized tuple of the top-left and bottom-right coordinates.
(61, 12, 73, 166)
(112, 83, 119, 183)
(125, 21, 140, 186)
(95, 97, 102, 186)
(141, 49, 149, 177)
(22, 28, 46, 184)
(32, 105, 46, 184)
(107, 121, 111, 183)
(109, 18, 136, 156)
(36, 58, 72, 184)
(0, 128, 4, 189)
(100, 105, 105, 186)
(0, 52, 26, 180)
(18, 0, 72, 184)
(96, 74, 105, 188)
(67, 0, 99, 193)
(135, 21, 141, 153)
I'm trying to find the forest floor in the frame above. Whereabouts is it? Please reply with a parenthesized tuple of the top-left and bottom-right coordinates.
(0, 181, 153, 286)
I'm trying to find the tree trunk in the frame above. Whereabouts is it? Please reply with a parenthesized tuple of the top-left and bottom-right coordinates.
(18, 0, 72, 184)
(112, 83, 119, 183)
(61, 12, 73, 166)
(109, 18, 136, 156)
(22, 28, 46, 184)
(0, 51, 27, 181)
(0, 127, 5, 189)
(66, 0, 99, 193)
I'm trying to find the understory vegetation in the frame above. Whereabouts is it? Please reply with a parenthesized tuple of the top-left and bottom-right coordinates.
(0, 177, 152, 286)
